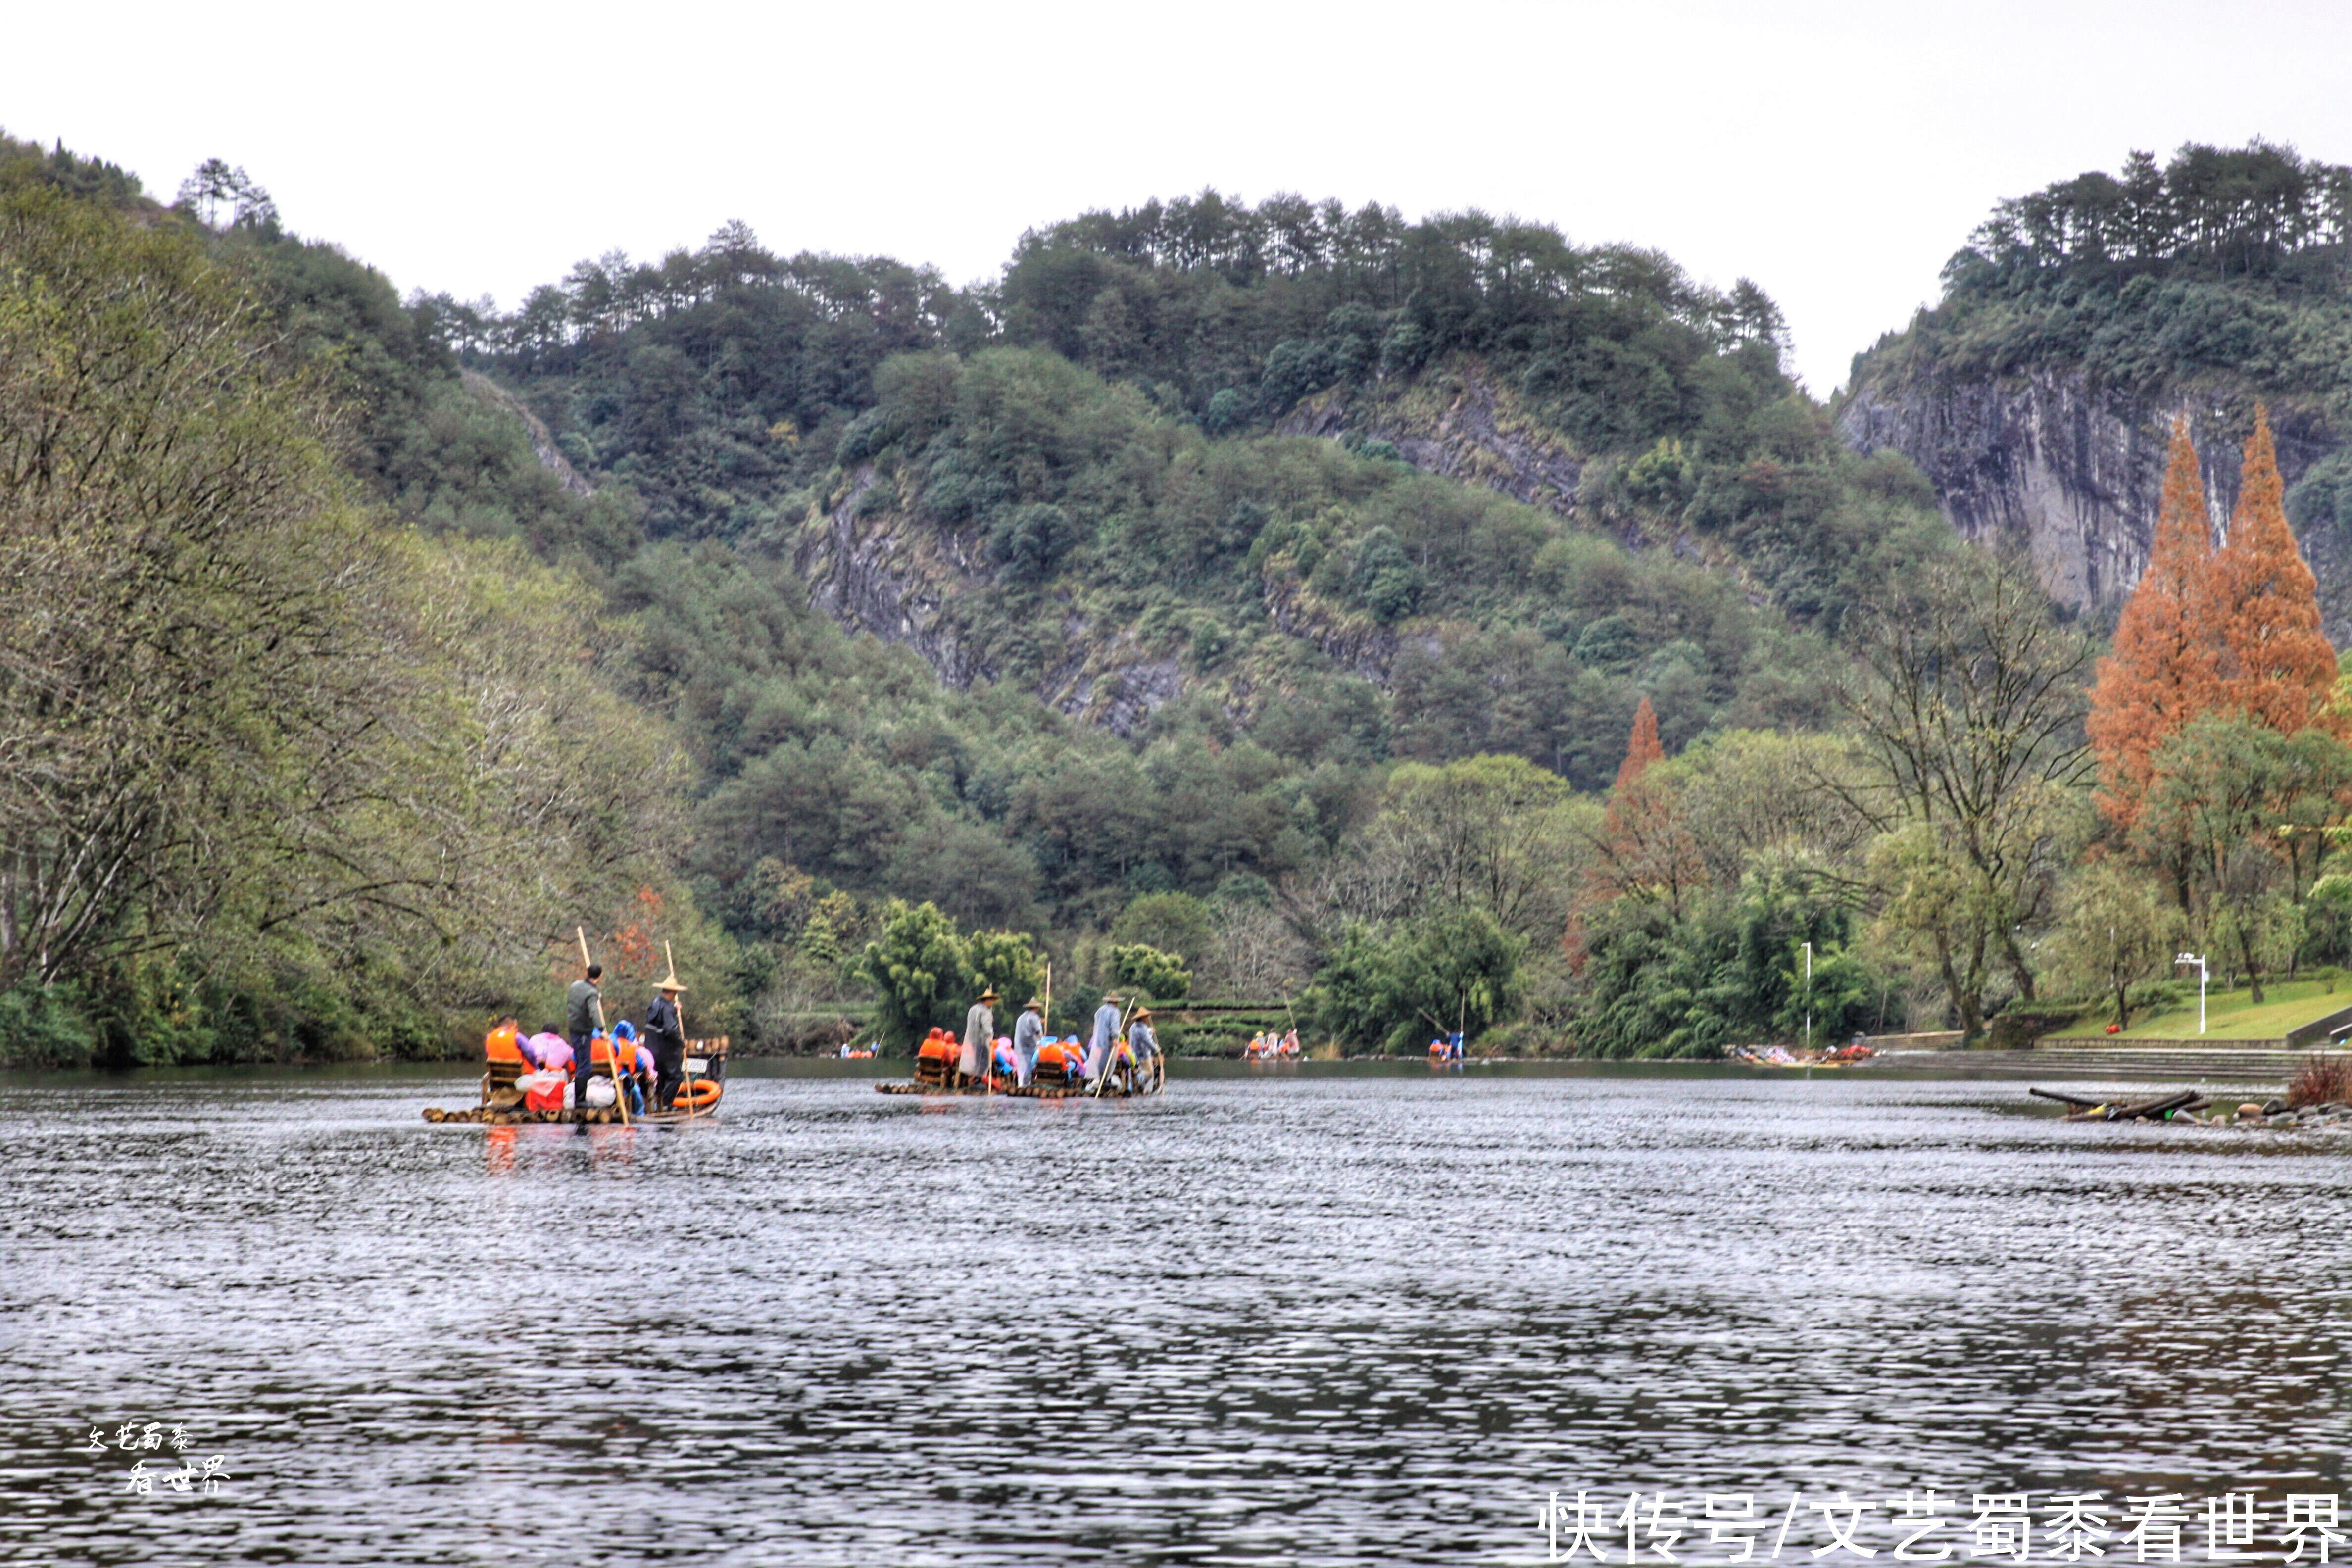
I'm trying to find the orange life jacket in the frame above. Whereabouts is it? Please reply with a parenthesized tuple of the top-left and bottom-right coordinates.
(485, 1022, 522, 1064)
(590, 1036, 644, 1072)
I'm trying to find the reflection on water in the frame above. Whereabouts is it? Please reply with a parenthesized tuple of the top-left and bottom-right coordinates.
(2, 1064, 2346, 1566)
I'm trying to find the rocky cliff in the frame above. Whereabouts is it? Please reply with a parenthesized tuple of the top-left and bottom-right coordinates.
(1835, 365, 2347, 632)
(787, 358, 1601, 731)
(792, 466, 1187, 736)
(1278, 361, 1585, 520)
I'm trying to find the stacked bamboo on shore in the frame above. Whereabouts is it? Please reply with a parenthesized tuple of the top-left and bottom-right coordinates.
(2030, 1087, 2209, 1121)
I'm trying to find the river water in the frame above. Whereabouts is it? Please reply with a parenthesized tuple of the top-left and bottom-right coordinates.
(3, 1062, 2345, 1566)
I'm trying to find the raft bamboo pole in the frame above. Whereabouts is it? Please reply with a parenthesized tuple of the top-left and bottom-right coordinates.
(1095, 995, 1144, 1098)
(582, 926, 631, 1127)
(669, 942, 698, 1120)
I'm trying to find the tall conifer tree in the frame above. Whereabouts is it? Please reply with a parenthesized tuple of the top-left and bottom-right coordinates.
(2210, 404, 2339, 734)
(1614, 696, 1664, 792)
(1584, 696, 1702, 915)
(2087, 416, 2220, 828)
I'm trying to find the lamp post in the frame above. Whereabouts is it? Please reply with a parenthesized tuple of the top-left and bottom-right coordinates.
(1803, 940, 1813, 1053)
(2176, 952, 2208, 1036)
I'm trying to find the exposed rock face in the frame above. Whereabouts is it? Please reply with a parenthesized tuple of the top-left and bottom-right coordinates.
(792, 469, 1186, 736)
(1835, 365, 2344, 631)
(1259, 571, 1400, 683)
(1280, 362, 1584, 519)
(797, 466, 994, 690)
(788, 362, 1582, 734)
(461, 370, 595, 497)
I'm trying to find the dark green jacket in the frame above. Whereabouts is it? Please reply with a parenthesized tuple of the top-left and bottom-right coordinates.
(565, 979, 604, 1039)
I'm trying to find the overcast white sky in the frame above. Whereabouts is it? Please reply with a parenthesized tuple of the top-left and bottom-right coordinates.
(6, 0, 2350, 395)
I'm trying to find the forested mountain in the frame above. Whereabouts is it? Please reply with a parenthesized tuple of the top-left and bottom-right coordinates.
(401, 193, 1963, 964)
(0, 136, 718, 1068)
(44, 129, 2351, 1071)
(1840, 140, 2352, 630)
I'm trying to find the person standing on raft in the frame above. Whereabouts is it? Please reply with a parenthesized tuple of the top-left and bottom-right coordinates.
(1087, 992, 1122, 1081)
(645, 968, 688, 1110)
(565, 964, 606, 1103)
(1127, 1007, 1158, 1077)
(961, 987, 997, 1087)
(1012, 995, 1045, 1088)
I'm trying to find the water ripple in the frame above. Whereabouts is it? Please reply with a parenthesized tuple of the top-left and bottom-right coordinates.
(2, 1068, 2346, 1565)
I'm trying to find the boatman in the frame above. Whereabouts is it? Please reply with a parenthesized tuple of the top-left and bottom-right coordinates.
(565, 964, 606, 1104)
(1127, 1006, 1158, 1086)
(645, 967, 688, 1110)
(961, 987, 997, 1087)
(1087, 992, 1122, 1081)
(1012, 995, 1046, 1088)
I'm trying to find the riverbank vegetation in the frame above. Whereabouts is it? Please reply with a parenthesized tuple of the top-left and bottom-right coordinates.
(10, 131, 2352, 1066)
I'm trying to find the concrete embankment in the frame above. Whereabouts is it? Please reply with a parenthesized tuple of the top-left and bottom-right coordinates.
(1862, 1045, 2345, 1081)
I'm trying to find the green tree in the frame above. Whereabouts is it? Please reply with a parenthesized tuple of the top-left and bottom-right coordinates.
(2144, 714, 2352, 999)
(853, 901, 971, 1052)
(1108, 943, 1191, 1000)
(964, 928, 1046, 1019)
(1575, 855, 1873, 1057)
(2048, 860, 2183, 1029)
(1305, 909, 1522, 1052)
(1109, 892, 1214, 965)
(1842, 555, 2092, 1038)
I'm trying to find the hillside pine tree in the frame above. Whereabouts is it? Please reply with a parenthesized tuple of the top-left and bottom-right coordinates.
(2087, 416, 2220, 828)
(2210, 404, 2339, 734)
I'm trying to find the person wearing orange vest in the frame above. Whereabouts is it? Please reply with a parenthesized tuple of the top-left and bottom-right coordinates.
(484, 1016, 523, 1065)
(603, 1021, 654, 1114)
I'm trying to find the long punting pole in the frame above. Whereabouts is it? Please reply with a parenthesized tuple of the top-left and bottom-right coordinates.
(580, 926, 628, 1127)
(669, 941, 698, 1119)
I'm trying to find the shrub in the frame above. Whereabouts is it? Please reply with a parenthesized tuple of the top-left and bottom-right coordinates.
(0, 984, 97, 1069)
(2286, 1053, 2352, 1109)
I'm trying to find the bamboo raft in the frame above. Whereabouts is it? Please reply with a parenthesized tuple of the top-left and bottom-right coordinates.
(424, 1037, 730, 1126)
(423, 1103, 716, 1125)
(875, 1078, 1157, 1099)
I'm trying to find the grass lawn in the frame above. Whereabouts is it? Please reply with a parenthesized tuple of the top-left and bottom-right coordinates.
(2049, 977, 2352, 1041)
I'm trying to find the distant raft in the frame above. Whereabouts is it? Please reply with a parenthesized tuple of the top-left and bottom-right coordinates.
(876, 1029, 1164, 1098)
(1733, 1042, 1877, 1068)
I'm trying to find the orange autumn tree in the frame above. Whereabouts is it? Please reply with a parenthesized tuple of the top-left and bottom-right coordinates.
(2209, 404, 2340, 735)
(1615, 695, 1664, 790)
(2087, 416, 2220, 828)
(563, 885, 668, 1005)
(1582, 697, 1704, 917)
